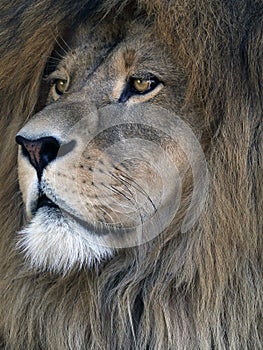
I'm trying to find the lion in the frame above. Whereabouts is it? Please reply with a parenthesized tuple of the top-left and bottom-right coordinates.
(0, 0, 262, 349)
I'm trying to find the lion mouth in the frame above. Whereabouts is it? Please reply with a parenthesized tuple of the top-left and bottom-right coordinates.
(36, 194, 60, 210)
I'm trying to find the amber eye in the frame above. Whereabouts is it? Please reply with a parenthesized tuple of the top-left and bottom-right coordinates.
(133, 78, 151, 93)
(118, 75, 161, 103)
(54, 79, 68, 95)
(131, 76, 160, 95)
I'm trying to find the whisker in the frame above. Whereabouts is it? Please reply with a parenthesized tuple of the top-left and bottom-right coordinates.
(97, 205, 116, 224)
(46, 56, 62, 64)
(101, 183, 132, 203)
(54, 36, 71, 56)
(112, 170, 163, 233)
(109, 172, 155, 230)
(118, 172, 158, 213)
(60, 37, 72, 52)
(110, 173, 136, 200)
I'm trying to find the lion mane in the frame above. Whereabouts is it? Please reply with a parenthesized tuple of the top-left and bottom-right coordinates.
(0, 1, 262, 349)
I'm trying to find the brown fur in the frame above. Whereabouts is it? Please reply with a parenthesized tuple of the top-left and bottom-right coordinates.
(0, 0, 262, 349)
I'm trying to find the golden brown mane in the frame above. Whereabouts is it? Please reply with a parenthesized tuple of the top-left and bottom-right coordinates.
(0, 1, 262, 349)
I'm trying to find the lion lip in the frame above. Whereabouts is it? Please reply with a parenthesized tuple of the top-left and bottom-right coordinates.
(36, 195, 59, 210)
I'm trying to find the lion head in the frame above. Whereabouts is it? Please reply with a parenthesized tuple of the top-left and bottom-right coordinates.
(0, 1, 262, 349)
(15, 17, 208, 273)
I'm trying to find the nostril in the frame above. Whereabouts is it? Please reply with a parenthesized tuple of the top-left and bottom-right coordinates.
(40, 137, 60, 164)
(16, 135, 28, 149)
(16, 135, 60, 178)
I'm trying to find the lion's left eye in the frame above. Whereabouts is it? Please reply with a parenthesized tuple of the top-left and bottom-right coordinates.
(48, 75, 69, 101)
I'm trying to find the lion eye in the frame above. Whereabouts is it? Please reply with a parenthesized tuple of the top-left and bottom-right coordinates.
(118, 75, 161, 103)
(54, 79, 68, 95)
(132, 77, 159, 94)
(133, 78, 151, 93)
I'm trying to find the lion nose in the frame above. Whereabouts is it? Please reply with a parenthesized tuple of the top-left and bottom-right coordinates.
(16, 135, 60, 177)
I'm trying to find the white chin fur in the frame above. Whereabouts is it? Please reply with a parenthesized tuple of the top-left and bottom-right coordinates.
(17, 208, 114, 274)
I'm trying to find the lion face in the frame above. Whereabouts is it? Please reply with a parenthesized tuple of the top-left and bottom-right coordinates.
(16, 19, 208, 273)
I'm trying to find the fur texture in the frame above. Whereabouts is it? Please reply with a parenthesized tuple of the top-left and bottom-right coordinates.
(0, 1, 262, 349)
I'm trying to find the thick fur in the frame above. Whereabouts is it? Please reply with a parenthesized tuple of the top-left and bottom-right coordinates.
(0, 1, 262, 349)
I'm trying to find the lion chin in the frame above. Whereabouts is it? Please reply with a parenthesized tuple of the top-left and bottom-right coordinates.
(18, 207, 114, 273)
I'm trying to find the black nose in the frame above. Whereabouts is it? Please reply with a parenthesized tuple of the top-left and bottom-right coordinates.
(16, 135, 60, 177)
